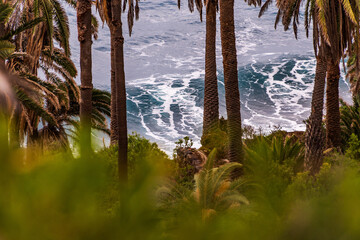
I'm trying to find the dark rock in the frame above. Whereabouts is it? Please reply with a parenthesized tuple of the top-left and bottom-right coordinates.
(176, 147, 207, 176)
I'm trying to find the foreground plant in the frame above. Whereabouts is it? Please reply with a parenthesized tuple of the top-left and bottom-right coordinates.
(340, 95, 360, 148)
(157, 149, 248, 221)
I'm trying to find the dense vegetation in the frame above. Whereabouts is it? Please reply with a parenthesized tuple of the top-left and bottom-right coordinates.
(2, 123, 360, 239)
(1, 0, 360, 238)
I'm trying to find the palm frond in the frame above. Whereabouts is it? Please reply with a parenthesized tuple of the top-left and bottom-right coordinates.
(0, 40, 15, 59)
(341, 0, 357, 24)
(259, 0, 273, 17)
(51, 0, 70, 55)
(15, 87, 57, 126)
(1, 17, 44, 41)
(0, 2, 13, 23)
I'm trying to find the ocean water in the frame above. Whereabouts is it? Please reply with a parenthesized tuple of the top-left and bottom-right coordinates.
(65, 1, 351, 153)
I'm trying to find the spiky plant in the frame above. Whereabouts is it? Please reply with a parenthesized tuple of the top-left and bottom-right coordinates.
(244, 136, 304, 213)
(157, 149, 249, 220)
(245, 136, 304, 175)
(340, 96, 360, 149)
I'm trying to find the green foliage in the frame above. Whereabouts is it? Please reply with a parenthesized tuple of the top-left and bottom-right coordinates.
(244, 136, 304, 214)
(175, 136, 193, 149)
(345, 133, 360, 160)
(98, 133, 171, 180)
(3, 125, 360, 239)
(200, 126, 228, 159)
(0, 3, 15, 59)
(0, 40, 14, 59)
(245, 136, 304, 175)
(157, 149, 248, 221)
(340, 96, 360, 149)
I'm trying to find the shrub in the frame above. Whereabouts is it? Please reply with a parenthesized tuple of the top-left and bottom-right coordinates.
(345, 133, 360, 160)
(157, 149, 248, 222)
(340, 95, 360, 149)
(244, 136, 304, 214)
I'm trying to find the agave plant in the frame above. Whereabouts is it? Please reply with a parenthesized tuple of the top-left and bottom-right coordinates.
(157, 150, 249, 220)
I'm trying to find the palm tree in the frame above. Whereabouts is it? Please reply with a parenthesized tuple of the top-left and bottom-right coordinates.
(315, 0, 355, 149)
(202, 0, 219, 137)
(97, 0, 140, 181)
(0, 0, 107, 150)
(0, 1, 64, 148)
(9, 46, 78, 147)
(259, 0, 357, 173)
(110, 35, 118, 144)
(111, 0, 127, 181)
(38, 85, 111, 149)
(178, 0, 219, 138)
(303, 4, 327, 174)
(7, 4, 75, 146)
(304, 46, 327, 174)
(95, 0, 118, 145)
(77, 0, 93, 155)
(5, 0, 77, 148)
(219, 0, 242, 163)
(7, 0, 71, 73)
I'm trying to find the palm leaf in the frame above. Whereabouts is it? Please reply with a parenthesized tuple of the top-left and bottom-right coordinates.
(341, 0, 357, 24)
(15, 87, 57, 126)
(0, 40, 14, 59)
(51, 0, 70, 55)
(0, 17, 44, 40)
(0, 2, 13, 23)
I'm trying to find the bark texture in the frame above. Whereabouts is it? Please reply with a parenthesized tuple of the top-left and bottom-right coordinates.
(325, 59, 341, 149)
(111, 0, 128, 182)
(77, 0, 93, 153)
(202, 0, 219, 136)
(110, 25, 118, 145)
(304, 52, 326, 174)
(0, 22, 5, 67)
(219, 0, 243, 163)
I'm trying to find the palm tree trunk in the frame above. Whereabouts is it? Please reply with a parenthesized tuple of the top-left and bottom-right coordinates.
(77, 0, 93, 155)
(219, 0, 243, 163)
(0, 22, 5, 67)
(304, 51, 326, 174)
(111, 0, 128, 182)
(110, 25, 118, 145)
(202, 0, 219, 136)
(325, 59, 341, 149)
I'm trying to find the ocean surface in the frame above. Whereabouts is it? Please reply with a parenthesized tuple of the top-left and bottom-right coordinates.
(65, 1, 351, 153)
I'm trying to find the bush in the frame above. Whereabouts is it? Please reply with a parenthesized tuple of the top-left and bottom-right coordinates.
(98, 133, 172, 179)
(200, 127, 229, 160)
(5, 123, 360, 240)
(340, 95, 360, 149)
(243, 136, 304, 214)
(345, 133, 360, 160)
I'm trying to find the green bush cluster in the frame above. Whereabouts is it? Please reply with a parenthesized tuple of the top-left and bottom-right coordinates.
(2, 120, 360, 240)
